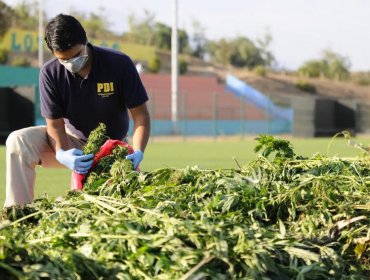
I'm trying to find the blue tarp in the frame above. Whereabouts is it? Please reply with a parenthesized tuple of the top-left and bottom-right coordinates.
(225, 74, 293, 121)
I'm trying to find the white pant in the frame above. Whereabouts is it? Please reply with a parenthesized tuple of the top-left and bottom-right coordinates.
(4, 126, 85, 207)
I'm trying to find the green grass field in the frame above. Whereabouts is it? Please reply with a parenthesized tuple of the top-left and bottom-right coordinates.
(1, 135, 369, 206)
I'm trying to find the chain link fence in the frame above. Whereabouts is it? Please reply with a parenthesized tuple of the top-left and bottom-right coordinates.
(140, 90, 292, 137)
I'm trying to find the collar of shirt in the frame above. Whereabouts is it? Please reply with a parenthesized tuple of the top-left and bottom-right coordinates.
(86, 42, 97, 81)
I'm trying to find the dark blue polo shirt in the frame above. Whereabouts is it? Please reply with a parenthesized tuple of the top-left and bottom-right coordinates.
(39, 43, 148, 141)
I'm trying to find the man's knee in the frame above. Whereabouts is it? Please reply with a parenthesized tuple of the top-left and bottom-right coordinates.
(5, 129, 25, 153)
(6, 126, 47, 149)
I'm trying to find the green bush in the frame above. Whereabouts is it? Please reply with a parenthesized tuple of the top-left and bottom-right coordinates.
(295, 80, 316, 93)
(298, 60, 324, 78)
(298, 51, 351, 81)
(179, 59, 188, 75)
(11, 56, 31, 67)
(352, 72, 370, 86)
(253, 65, 267, 76)
(147, 55, 161, 73)
(0, 48, 8, 64)
(355, 77, 370, 86)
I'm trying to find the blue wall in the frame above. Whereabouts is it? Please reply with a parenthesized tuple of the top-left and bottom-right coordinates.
(129, 119, 292, 136)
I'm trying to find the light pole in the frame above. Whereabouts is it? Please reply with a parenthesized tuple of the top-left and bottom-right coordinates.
(171, 0, 179, 134)
(38, 0, 44, 68)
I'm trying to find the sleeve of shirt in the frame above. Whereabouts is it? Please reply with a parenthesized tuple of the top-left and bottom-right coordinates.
(122, 55, 149, 109)
(39, 67, 63, 119)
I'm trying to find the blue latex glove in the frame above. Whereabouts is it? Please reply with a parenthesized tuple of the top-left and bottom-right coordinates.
(125, 150, 143, 169)
(56, 148, 94, 174)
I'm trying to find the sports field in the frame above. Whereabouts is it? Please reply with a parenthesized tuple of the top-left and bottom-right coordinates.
(0, 135, 368, 206)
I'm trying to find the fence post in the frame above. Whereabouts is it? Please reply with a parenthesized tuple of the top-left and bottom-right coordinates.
(212, 92, 218, 139)
(181, 91, 187, 141)
(240, 95, 245, 139)
(267, 93, 271, 134)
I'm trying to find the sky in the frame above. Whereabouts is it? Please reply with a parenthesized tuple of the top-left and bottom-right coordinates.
(4, 0, 370, 71)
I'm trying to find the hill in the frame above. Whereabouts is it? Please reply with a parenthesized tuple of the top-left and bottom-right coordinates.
(182, 61, 370, 108)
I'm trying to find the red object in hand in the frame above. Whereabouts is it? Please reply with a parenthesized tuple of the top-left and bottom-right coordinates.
(71, 139, 134, 191)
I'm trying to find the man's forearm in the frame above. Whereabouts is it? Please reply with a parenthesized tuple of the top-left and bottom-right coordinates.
(132, 124, 150, 152)
(45, 118, 69, 151)
(130, 103, 151, 152)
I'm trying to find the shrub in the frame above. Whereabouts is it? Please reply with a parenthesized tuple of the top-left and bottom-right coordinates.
(295, 80, 316, 93)
(298, 50, 351, 81)
(147, 55, 161, 73)
(0, 48, 8, 64)
(352, 72, 370, 86)
(179, 58, 188, 75)
(254, 65, 267, 76)
(298, 60, 325, 78)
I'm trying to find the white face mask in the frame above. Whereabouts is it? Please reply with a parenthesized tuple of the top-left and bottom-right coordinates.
(59, 45, 88, 73)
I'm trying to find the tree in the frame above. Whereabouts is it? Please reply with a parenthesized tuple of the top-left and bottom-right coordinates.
(126, 10, 156, 45)
(0, 1, 12, 40)
(178, 29, 189, 54)
(11, 0, 38, 30)
(72, 8, 115, 39)
(298, 49, 351, 80)
(322, 49, 350, 80)
(124, 11, 190, 53)
(151, 22, 189, 54)
(208, 38, 232, 65)
(298, 60, 327, 78)
(153, 22, 171, 50)
(191, 19, 207, 59)
(256, 30, 275, 67)
(208, 36, 268, 68)
(229, 37, 264, 68)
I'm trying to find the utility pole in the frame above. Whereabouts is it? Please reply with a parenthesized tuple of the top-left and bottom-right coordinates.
(171, 0, 179, 134)
(38, 0, 44, 68)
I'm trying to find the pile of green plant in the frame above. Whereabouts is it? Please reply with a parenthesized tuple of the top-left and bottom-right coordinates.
(0, 129, 369, 279)
(81, 123, 134, 196)
(82, 123, 109, 155)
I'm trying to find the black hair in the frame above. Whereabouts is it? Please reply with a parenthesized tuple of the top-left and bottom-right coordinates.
(44, 14, 87, 52)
